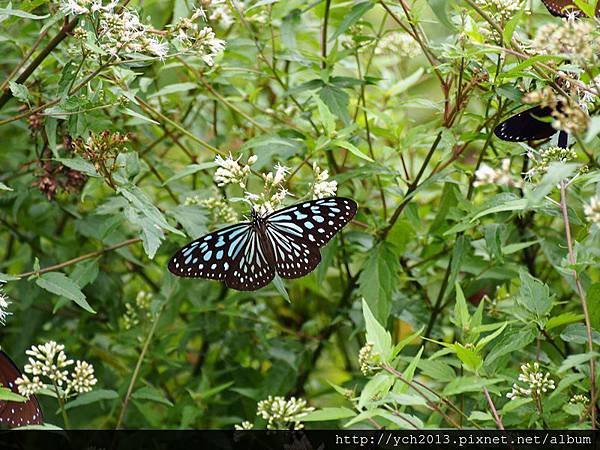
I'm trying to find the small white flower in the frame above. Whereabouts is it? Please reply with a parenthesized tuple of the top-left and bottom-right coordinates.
(256, 396, 314, 430)
(234, 420, 254, 430)
(60, 0, 91, 15)
(473, 158, 521, 188)
(24, 341, 73, 387)
(312, 164, 338, 199)
(145, 38, 169, 60)
(214, 154, 251, 188)
(15, 374, 45, 398)
(0, 289, 12, 325)
(67, 360, 97, 394)
(584, 196, 600, 224)
(507, 362, 555, 400)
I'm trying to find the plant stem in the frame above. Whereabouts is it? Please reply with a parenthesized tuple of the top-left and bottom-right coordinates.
(16, 238, 141, 278)
(116, 304, 165, 429)
(53, 382, 70, 429)
(559, 180, 596, 429)
(0, 18, 79, 110)
(483, 386, 504, 430)
(321, 0, 332, 70)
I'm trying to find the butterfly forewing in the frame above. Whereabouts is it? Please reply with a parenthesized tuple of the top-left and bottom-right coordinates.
(494, 105, 557, 142)
(168, 222, 252, 280)
(168, 197, 357, 290)
(0, 351, 43, 428)
(266, 197, 357, 279)
(541, 0, 600, 17)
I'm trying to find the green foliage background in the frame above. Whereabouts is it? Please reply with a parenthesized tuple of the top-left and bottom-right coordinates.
(1, 0, 600, 429)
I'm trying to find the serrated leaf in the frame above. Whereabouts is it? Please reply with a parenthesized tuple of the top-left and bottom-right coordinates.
(443, 377, 503, 396)
(516, 271, 553, 318)
(318, 85, 350, 124)
(333, 139, 373, 162)
(55, 157, 100, 177)
(358, 242, 399, 324)
(36, 272, 96, 314)
(362, 298, 392, 362)
(329, 1, 374, 41)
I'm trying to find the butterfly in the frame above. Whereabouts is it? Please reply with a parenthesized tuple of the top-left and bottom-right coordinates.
(168, 197, 357, 291)
(541, 0, 600, 17)
(494, 105, 558, 142)
(0, 351, 43, 428)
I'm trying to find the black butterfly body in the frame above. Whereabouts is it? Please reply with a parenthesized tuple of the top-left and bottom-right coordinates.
(494, 105, 558, 142)
(168, 197, 357, 291)
(0, 351, 43, 428)
(541, 0, 600, 17)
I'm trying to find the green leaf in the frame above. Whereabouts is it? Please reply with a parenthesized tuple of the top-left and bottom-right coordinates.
(560, 324, 600, 346)
(475, 322, 507, 352)
(131, 386, 174, 407)
(0, 7, 49, 19)
(451, 343, 482, 373)
(502, 8, 524, 44)
(358, 372, 394, 409)
(36, 272, 96, 314)
(64, 389, 119, 410)
(358, 242, 399, 324)
(318, 85, 350, 124)
(443, 377, 503, 396)
(313, 94, 335, 136)
(471, 199, 527, 222)
(272, 274, 290, 302)
(584, 116, 600, 143)
(394, 347, 423, 394)
(329, 1, 374, 41)
(70, 259, 99, 288)
(558, 352, 598, 373)
(545, 312, 585, 330)
(516, 271, 553, 318)
(8, 81, 30, 102)
(426, 0, 455, 30)
(586, 283, 600, 331)
(332, 139, 373, 162)
(527, 163, 578, 205)
(55, 157, 100, 177)
(453, 282, 470, 333)
(362, 298, 392, 362)
(0, 387, 26, 402)
(485, 325, 537, 367)
(148, 82, 198, 98)
(302, 407, 355, 422)
(163, 163, 216, 185)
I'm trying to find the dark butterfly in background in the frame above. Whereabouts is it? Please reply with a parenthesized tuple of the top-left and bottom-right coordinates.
(168, 197, 357, 291)
(0, 351, 43, 428)
(541, 0, 600, 17)
(493, 105, 558, 142)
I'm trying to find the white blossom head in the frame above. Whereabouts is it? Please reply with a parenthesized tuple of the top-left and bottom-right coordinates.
(0, 288, 12, 326)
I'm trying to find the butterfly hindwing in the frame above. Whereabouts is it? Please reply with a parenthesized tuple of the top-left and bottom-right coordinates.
(541, 0, 600, 17)
(266, 197, 357, 279)
(0, 351, 43, 428)
(168, 197, 358, 290)
(168, 222, 252, 280)
(224, 229, 276, 290)
(494, 105, 557, 142)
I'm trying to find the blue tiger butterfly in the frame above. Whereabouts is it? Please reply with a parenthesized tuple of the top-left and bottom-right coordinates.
(168, 197, 357, 291)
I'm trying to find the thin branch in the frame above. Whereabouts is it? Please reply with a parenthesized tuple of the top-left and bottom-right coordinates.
(16, 238, 141, 278)
(559, 180, 596, 429)
(483, 386, 505, 430)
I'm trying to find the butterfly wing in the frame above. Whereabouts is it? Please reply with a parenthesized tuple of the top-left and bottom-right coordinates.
(266, 197, 357, 279)
(541, 0, 599, 17)
(168, 222, 252, 281)
(224, 228, 276, 291)
(0, 351, 43, 428)
(494, 105, 557, 142)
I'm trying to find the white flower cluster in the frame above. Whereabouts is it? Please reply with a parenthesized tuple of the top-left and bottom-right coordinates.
(234, 420, 254, 430)
(14, 341, 97, 397)
(122, 290, 153, 330)
(374, 32, 419, 58)
(584, 196, 600, 224)
(532, 17, 600, 64)
(60, 1, 226, 64)
(474, 0, 525, 22)
(214, 154, 255, 188)
(247, 164, 290, 215)
(525, 146, 578, 180)
(256, 396, 315, 430)
(200, 0, 234, 27)
(0, 288, 12, 326)
(473, 159, 521, 188)
(506, 362, 555, 400)
(186, 195, 238, 223)
(312, 163, 338, 199)
(358, 342, 381, 376)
